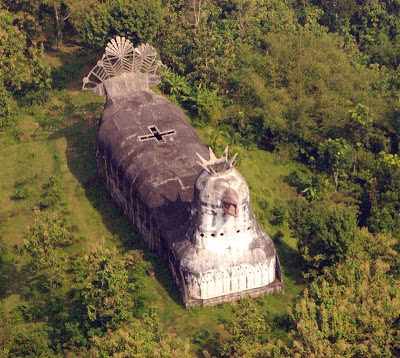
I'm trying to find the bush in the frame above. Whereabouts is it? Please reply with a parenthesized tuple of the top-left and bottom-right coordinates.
(40, 177, 61, 208)
(190, 85, 223, 124)
(12, 176, 33, 200)
(26, 210, 77, 249)
(270, 202, 286, 225)
(161, 72, 223, 123)
(8, 326, 55, 358)
(220, 299, 270, 357)
(286, 257, 400, 357)
(13, 187, 30, 200)
(88, 308, 191, 357)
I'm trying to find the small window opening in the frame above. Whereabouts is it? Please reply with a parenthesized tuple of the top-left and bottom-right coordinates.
(138, 125, 176, 143)
(220, 233, 224, 236)
(200, 233, 204, 237)
(247, 226, 251, 230)
(236, 230, 240, 233)
(222, 188, 239, 217)
(223, 201, 238, 216)
(211, 233, 216, 237)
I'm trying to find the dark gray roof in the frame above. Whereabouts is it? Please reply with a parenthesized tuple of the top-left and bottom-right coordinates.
(98, 89, 209, 239)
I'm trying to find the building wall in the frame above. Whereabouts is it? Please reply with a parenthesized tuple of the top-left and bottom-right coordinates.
(184, 258, 276, 300)
(96, 147, 284, 307)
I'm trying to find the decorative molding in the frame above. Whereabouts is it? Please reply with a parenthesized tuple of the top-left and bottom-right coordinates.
(185, 262, 276, 300)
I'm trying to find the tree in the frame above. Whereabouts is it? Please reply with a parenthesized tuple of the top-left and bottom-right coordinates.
(288, 198, 359, 275)
(261, 229, 400, 358)
(40, 0, 99, 50)
(285, 255, 400, 357)
(2, 0, 43, 44)
(80, 0, 165, 50)
(185, 0, 207, 28)
(0, 8, 51, 103)
(74, 245, 137, 330)
(350, 0, 400, 68)
(357, 228, 400, 279)
(346, 103, 373, 172)
(24, 210, 76, 295)
(8, 326, 55, 358)
(312, 0, 358, 32)
(317, 138, 354, 191)
(220, 299, 270, 357)
(366, 152, 400, 236)
(220, 27, 382, 152)
(78, 3, 111, 50)
(89, 307, 191, 357)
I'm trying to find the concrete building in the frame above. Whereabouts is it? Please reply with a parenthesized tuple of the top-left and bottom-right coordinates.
(83, 37, 283, 306)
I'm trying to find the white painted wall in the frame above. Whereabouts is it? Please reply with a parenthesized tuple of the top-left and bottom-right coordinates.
(185, 261, 276, 300)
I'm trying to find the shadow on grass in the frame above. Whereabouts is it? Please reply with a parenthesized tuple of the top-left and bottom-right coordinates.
(273, 231, 305, 285)
(0, 256, 24, 299)
(45, 43, 102, 92)
(0, 247, 43, 305)
(35, 105, 184, 306)
(147, 255, 182, 306)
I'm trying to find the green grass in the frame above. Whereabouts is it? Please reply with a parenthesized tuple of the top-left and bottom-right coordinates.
(0, 44, 309, 355)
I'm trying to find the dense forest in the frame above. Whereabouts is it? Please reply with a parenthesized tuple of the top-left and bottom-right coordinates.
(0, 0, 399, 356)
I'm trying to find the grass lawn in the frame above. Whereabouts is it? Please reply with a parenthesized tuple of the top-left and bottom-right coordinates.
(0, 44, 308, 355)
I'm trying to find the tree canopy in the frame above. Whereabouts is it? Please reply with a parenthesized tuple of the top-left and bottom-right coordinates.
(0, 0, 399, 356)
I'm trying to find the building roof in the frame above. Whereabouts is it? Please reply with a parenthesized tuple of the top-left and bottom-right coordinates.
(98, 77, 209, 241)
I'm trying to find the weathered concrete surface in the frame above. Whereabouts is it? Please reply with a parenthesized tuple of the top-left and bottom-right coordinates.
(175, 164, 280, 300)
(85, 41, 284, 307)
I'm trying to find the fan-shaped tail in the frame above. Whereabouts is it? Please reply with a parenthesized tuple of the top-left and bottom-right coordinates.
(82, 36, 168, 94)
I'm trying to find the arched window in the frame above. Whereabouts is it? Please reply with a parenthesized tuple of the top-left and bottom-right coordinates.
(222, 188, 239, 217)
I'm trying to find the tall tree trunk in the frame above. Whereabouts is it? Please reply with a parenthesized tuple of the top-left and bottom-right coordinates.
(54, 5, 61, 51)
(353, 149, 358, 173)
(186, 0, 204, 27)
(334, 169, 339, 191)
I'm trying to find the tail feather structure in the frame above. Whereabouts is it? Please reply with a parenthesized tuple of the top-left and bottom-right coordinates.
(82, 36, 167, 93)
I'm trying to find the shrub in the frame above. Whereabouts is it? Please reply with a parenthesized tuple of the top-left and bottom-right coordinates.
(12, 176, 33, 200)
(220, 299, 270, 357)
(13, 187, 30, 200)
(24, 209, 78, 294)
(40, 177, 61, 208)
(286, 257, 400, 357)
(270, 202, 286, 225)
(8, 326, 55, 358)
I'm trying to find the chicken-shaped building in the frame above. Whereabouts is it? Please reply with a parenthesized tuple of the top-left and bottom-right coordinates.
(83, 37, 283, 306)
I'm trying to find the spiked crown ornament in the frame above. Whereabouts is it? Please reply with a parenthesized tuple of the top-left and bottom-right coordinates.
(196, 146, 238, 174)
